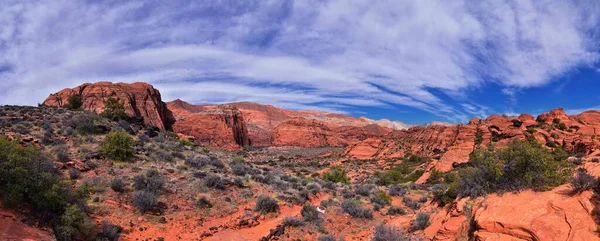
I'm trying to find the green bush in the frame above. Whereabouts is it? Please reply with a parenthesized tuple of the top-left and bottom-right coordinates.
(322, 166, 350, 184)
(456, 140, 573, 198)
(65, 95, 83, 110)
(101, 98, 129, 121)
(0, 136, 67, 213)
(101, 131, 134, 161)
(54, 204, 96, 241)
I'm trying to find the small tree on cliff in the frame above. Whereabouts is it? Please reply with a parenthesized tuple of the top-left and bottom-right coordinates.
(65, 95, 83, 110)
(101, 98, 129, 121)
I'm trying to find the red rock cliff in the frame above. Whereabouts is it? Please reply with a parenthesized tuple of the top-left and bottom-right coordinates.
(167, 100, 251, 149)
(230, 102, 400, 147)
(43, 82, 173, 130)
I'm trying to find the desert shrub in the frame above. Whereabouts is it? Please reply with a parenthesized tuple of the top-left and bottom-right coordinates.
(255, 195, 279, 214)
(231, 164, 248, 176)
(456, 140, 573, 198)
(154, 151, 173, 162)
(283, 216, 304, 227)
(426, 168, 444, 184)
(101, 131, 134, 161)
(54, 204, 95, 241)
(132, 190, 157, 213)
(301, 204, 321, 222)
(307, 183, 321, 195)
(204, 174, 226, 190)
(69, 169, 81, 180)
(233, 177, 245, 187)
(356, 185, 372, 196)
(81, 176, 107, 193)
(372, 224, 407, 241)
(42, 130, 56, 145)
(185, 155, 224, 169)
(321, 181, 337, 190)
(99, 220, 122, 241)
(431, 183, 453, 205)
(132, 169, 164, 193)
(179, 138, 195, 147)
(341, 200, 373, 219)
(322, 166, 350, 184)
(387, 206, 406, 215)
(101, 98, 129, 121)
(376, 156, 429, 186)
(411, 212, 430, 231)
(110, 178, 126, 193)
(65, 95, 83, 110)
(54, 145, 70, 162)
(373, 191, 392, 205)
(403, 197, 420, 210)
(66, 112, 105, 134)
(418, 196, 428, 203)
(195, 196, 213, 208)
(319, 234, 345, 241)
(569, 168, 597, 195)
(389, 185, 407, 196)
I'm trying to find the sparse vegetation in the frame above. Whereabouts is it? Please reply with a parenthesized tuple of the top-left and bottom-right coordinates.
(410, 212, 430, 231)
(569, 168, 597, 195)
(455, 140, 573, 198)
(255, 195, 279, 214)
(132, 169, 165, 193)
(341, 200, 373, 219)
(372, 224, 409, 241)
(110, 178, 126, 193)
(132, 190, 157, 213)
(283, 216, 304, 227)
(322, 166, 350, 184)
(301, 203, 321, 222)
(204, 174, 226, 190)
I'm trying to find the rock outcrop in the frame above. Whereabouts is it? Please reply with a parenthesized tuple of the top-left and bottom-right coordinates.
(230, 102, 400, 147)
(167, 100, 251, 149)
(425, 186, 598, 241)
(43, 82, 173, 130)
(346, 108, 600, 171)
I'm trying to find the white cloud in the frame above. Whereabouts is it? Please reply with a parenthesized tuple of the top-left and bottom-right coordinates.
(0, 0, 598, 123)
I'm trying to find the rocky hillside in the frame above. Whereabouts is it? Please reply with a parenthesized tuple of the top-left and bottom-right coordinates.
(346, 108, 600, 172)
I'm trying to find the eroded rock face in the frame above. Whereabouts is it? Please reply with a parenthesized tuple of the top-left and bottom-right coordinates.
(167, 100, 251, 149)
(473, 187, 597, 241)
(43, 82, 173, 130)
(425, 186, 597, 241)
(230, 102, 399, 147)
(346, 108, 600, 171)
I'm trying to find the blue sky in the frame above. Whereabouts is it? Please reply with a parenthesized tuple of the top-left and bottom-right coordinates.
(1, 0, 600, 124)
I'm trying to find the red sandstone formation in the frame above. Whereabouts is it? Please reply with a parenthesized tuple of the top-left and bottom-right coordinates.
(346, 108, 600, 172)
(167, 100, 251, 149)
(425, 185, 598, 241)
(43, 82, 173, 130)
(230, 102, 403, 147)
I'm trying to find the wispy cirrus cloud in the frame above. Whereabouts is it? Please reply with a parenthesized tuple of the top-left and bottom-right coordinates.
(0, 0, 599, 123)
